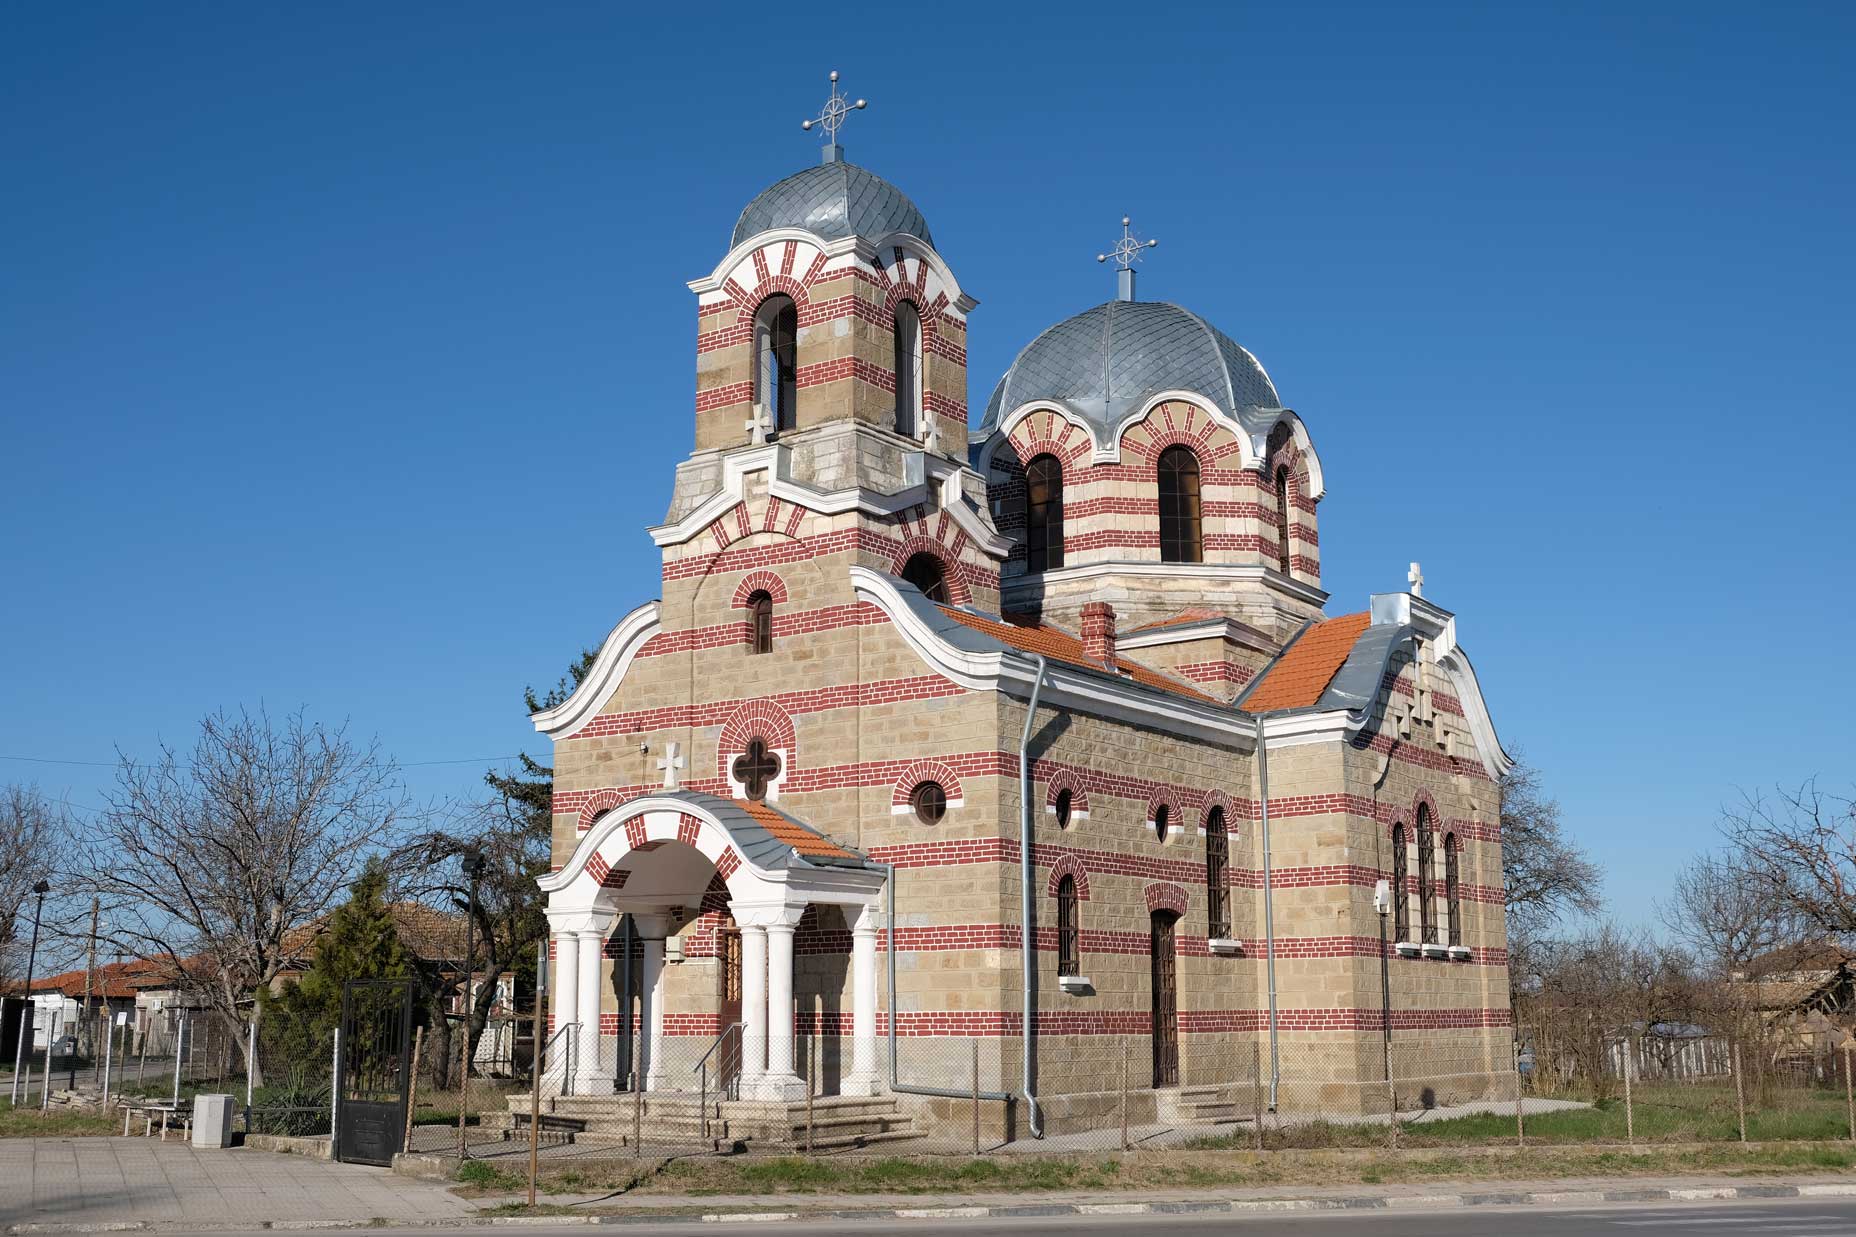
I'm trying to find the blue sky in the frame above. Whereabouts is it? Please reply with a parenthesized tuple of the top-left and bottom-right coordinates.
(3, 2, 1851, 931)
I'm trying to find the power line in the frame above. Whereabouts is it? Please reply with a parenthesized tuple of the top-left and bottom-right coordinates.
(1, 753, 527, 770)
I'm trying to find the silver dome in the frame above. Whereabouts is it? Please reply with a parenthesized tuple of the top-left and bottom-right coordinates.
(731, 160, 933, 249)
(979, 300, 1281, 439)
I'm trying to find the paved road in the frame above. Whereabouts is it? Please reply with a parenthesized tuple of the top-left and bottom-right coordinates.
(197, 1197, 1856, 1236)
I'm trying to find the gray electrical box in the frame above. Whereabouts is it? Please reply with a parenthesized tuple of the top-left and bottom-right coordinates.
(192, 1093, 235, 1148)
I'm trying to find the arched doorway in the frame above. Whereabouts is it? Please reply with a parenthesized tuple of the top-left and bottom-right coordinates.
(1150, 909, 1179, 1087)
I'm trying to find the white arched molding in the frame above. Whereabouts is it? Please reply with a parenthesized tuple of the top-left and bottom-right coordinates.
(1264, 411, 1326, 502)
(977, 390, 1264, 475)
(530, 601, 662, 741)
(685, 228, 976, 324)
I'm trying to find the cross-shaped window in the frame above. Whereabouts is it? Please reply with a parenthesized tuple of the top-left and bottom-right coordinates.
(731, 738, 781, 801)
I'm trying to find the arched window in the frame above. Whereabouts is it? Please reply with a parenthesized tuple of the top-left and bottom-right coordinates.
(746, 590, 773, 655)
(1274, 465, 1293, 575)
(1416, 805, 1437, 946)
(1024, 454, 1065, 574)
(910, 780, 947, 825)
(1157, 446, 1202, 563)
(893, 301, 922, 439)
(1056, 874, 1080, 978)
(1053, 787, 1074, 829)
(1205, 806, 1230, 940)
(1153, 803, 1170, 844)
(1444, 833, 1461, 947)
(901, 552, 950, 603)
(731, 738, 781, 802)
(1391, 823, 1409, 942)
(754, 295, 798, 432)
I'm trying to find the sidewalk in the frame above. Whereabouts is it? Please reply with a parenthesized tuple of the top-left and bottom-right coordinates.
(0, 1138, 476, 1231)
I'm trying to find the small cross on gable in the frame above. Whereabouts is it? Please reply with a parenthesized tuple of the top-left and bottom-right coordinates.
(746, 403, 775, 446)
(921, 414, 941, 455)
(1407, 561, 1424, 598)
(657, 741, 685, 790)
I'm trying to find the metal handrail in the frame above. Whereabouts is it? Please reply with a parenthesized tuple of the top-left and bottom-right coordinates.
(693, 1023, 742, 1140)
(540, 1022, 579, 1097)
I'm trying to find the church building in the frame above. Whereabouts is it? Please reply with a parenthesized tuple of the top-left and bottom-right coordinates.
(534, 76, 1515, 1143)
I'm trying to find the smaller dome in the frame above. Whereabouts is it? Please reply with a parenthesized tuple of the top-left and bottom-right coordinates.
(732, 159, 933, 249)
(980, 299, 1281, 440)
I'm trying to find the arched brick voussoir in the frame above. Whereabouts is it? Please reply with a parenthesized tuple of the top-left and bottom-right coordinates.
(1046, 853, 1091, 901)
(1410, 788, 1442, 828)
(715, 698, 798, 779)
(1042, 770, 1090, 819)
(890, 759, 966, 811)
(1199, 789, 1237, 833)
(1144, 881, 1189, 916)
(1145, 788, 1194, 832)
(731, 570, 789, 608)
(576, 788, 628, 833)
(888, 534, 974, 605)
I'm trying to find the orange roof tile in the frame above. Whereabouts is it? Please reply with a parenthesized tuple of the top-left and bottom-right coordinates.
(30, 960, 164, 1000)
(1239, 612, 1373, 713)
(741, 799, 860, 861)
(935, 607, 1219, 704)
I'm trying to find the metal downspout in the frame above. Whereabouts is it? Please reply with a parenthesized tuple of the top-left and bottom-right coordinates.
(1017, 655, 1048, 1138)
(1255, 713, 1281, 1110)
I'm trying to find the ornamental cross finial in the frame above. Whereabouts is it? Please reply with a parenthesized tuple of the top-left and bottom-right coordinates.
(801, 70, 867, 163)
(921, 413, 941, 455)
(746, 402, 775, 446)
(1097, 215, 1158, 301)
(657, 741, 685, 790)
(1408, 561, 1424, 597)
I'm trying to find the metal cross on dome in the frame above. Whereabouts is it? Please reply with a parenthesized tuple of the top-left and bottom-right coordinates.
(801, 70, 866, 162)
(1098, 216, 1158, 301)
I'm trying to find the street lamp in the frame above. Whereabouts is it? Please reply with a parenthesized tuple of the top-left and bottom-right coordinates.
(10, 879, 51, 1105)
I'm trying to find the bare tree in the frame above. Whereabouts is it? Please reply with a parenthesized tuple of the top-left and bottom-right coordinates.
(1662, 852, 1805, 977)
(0, 785, 69, 986)
(1718, 781, 1856, 940)
(1520, 922, 1696, 1098)
(1500, 754, 1603, 986)
(79, 708, 411, 1083)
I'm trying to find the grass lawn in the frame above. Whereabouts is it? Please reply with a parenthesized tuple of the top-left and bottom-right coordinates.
(0, 1099, 117, 1139)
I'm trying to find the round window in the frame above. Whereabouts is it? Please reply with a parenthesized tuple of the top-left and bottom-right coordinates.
(911, 781, 947, 825)
(1054, 788, 1073, 829)
(1154, 803, 1170, 843)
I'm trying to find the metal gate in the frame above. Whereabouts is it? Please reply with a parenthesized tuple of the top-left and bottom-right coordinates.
(334, 979, 415, 1166)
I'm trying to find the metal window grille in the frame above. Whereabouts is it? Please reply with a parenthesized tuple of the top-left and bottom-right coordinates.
(1417, 807, 1437, 946)
(1056, 875, 1079, 977)
(1445, 833, 1462, 947)
(1157, 446, 1202, 564)
(1274, 465, 1293, 574)
(1391, 823, 1409, 941)
(1204, 807, 1230, 939)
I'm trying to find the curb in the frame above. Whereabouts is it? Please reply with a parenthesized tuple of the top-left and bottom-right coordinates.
(9, 1182, 1856, 1232)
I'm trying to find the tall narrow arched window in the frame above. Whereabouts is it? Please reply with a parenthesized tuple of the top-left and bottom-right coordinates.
(893, 301, 922, 439)
(1056, 874, 1080, 978)
(901, 552, 950, 603)
(746, 590, 773, 655)
(1157, 446, 1202, 563)
(1274, 465, 1293, 574)
(1024, 454, 1065, 574)
(754, 294, 798, 432)
(1205, 807, 1230, 940)
(1417, 805, 1437, 946)
(1444, 833, 1461, 947)
(1391, 823, 1409, 942)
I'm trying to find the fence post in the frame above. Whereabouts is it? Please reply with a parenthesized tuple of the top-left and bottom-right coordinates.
(1622, 1034, 1634, 1145)
(528, 1000, 543, 1207)
(170, 1014, 184, 1108)
(1252, 1040, 1264, 1152)
(403, 1026, 424, 1155)
(631, 1068, 643, 1159)
(101, 1017, 115, 1108)
(456, 1015, 470, 1160)
(1514, 1043, 1525, 1148)
(971, 1039, 981, 1157)
(1732, 1041, 1747, 1143)
(1387, 1043, 1399, 1151)
(1119, 1041, 1129, 1151)
(804, 1036, 815, 1154)
(1841, 1043, 1856, 1143)
(329, 1026, 341, 1143)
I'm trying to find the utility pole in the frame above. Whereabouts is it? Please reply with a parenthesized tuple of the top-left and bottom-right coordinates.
(83, 897, 99, 1077)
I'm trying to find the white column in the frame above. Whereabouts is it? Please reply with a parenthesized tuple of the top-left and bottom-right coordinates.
(845, 903, 881, 1096)
(632, 912, 671, 1093)
(739, 923, 768, 1095)
(548, 931, 578, 1092)
(575, 928, 607, 1091)
(759, 908, 806, 1101)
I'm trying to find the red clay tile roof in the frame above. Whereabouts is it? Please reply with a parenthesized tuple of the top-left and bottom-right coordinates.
(30, 960, 165, 1000)
(740, 800, 861, 861)
(1239, 613, 1373, 714)
(936, 607, 1219, 704)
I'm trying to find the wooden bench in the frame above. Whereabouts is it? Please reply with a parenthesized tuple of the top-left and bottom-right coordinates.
(122, 1100, 192, 1141)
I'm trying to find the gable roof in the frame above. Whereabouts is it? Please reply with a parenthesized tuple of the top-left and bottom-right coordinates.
(1236, 613, 1373, 713)
(935, 606, 1219, 704)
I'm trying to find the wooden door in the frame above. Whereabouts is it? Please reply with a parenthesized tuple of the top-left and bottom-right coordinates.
(1151, 911, 1179, 1087)
(717, 918, 743, 1097)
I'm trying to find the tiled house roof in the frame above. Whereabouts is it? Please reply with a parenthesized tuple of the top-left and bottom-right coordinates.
(740, 800, 861, 862)
(1237, 613, 1373, 713)
(935, 607, 1219, 704)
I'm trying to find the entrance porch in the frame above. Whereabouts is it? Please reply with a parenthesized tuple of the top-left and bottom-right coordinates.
(537, 791, 886, 1103)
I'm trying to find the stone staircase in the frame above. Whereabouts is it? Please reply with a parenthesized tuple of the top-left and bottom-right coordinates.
(497, 1091, 919, 1152)
(1158, 1084, 1246, 1126)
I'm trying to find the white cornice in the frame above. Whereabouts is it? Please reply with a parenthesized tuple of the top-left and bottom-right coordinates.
(978, 390, 1264, 474)
(1003, 560, 1330, 609)
(687, 229, 975, 319)
(1269, 410, 1327, 502)
(1259, 710, 1353, 749)
(530, 602, 662, 740)
(848, 567, 1254, 749)
(648, 444, 1010, 557)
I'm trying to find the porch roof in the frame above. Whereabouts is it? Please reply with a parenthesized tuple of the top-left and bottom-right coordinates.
(654, 789, 873, 873)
